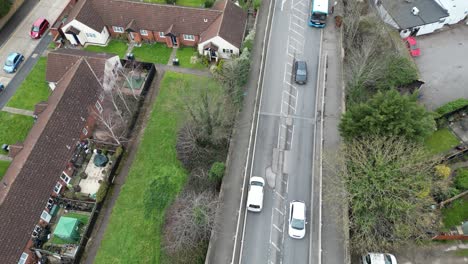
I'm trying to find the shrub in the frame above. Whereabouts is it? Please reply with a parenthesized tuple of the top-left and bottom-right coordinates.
(454, 168, 468, 191)
(242, 30, 255, 52)
(204, 0, 214, 8)
(208, 162, 225, 182)
(96, 182, 109, 203)
(0, 0, 12, 19)
(375, 55, 419, 91)
(166, 0, 176, 4)
(435, 98, 468, 117)
(253, 0, 261, 10)
(435, 164, 451, 179)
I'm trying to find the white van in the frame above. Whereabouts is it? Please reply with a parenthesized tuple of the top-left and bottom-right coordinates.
(246, 176, 265, 212)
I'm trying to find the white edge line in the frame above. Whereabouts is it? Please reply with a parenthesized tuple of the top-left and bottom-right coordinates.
(236, 0, 276, 262)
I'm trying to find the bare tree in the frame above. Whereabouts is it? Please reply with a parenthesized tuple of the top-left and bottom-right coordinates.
(163, 190, 218, 254)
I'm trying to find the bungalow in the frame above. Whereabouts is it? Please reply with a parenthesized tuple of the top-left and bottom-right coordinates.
(59, 0, 247, 60)
(0, 50, 126, 263)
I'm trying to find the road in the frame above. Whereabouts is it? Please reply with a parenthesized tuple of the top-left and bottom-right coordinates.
(240, 0, 321, 262)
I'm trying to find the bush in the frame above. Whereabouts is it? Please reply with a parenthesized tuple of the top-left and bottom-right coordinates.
(204, 0, 214, 8)
(96, 182, 109, 203)
(253, 0, 261, 9)
(435, 98, 468, 117)
(435, 164, 451, 179)
(375, 56, 419, 91)
(242, 30, 255, 52)
(166, 0, 176, 4)
(208, 162, 225, 182)
(0, 0, 12, 19)
(432, 183, 460, 203)
(454, 168, 468, 190)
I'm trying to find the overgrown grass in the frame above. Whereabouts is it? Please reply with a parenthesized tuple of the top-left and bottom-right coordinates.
(84, 40, 128, 58)
(132, 43, 172, 65)
(175, 47, 206, 69)
(95, 72, 220, 263)
(454, 249, 468, 257)
(144, 0, 205, 7)
(424, 128, 460, 154)
(0, 160, 11, 181)
(0, 0, 12, 18)
(0, 112, 34, 147)
(442, 197, 468, 228)
(7, 57, 50, 110)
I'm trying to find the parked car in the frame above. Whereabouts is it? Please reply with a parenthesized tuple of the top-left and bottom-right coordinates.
(246, 176, 265, 212)
(288, 200, 306, 239)
(404, 37, 420, 57)
(362, 253, 397, 264)
(30, 18, 49, 39)
(3, 52, 24, 73)
(294, 60, 308, 84)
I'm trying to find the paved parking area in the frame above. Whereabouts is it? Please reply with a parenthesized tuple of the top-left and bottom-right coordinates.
(415, 25, 468, 110)
(0, 0, 68, 87)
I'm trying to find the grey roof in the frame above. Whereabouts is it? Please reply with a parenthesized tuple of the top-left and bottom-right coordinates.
(382, 0, 449, 29)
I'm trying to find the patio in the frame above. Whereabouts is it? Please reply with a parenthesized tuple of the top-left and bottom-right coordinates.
(79, 152, 111, 196)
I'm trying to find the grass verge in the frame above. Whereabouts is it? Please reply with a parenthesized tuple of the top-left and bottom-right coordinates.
(424, 128, 460, 154)
(132, 43, 172, 65)
(6, 57, 50, 110)
(84, 40, 128, 58)
(0, 160, 11, 181)
(0, 112, 34, 148)
(175, 47, 206, 70)
(95, 72, 220, 263)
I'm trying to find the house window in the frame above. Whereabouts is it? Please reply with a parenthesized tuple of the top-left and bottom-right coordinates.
(140, 30, 148, 36)
(159, 32, 166, 38)
(60, 173, 71, 184)
(18, 253, 28, 264)
(183, 34, 195, 41)
(53, 182, 62, 194)
(99, 91, 105, 101)
(112, 26, 124, 33)
(86, 33, 97, 38)
(82, 127, 88, 136)
(95, 101, 103, 113)
(40, 210, 52, 223)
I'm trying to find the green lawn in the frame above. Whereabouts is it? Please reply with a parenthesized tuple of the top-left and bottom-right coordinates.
(424, 128, 460, 154)
(95, 72, 221, 263)
(144, 0, 205, 7)
(0, 160, 11, 181)
(84, 40, 128, 58)
(442, 198, 468, 228)
(132, 43, 172, 65)
(6, 57, 50, 111)
(176, 47, 206, 70)
(0, 112, 34, 147)
(65, 212, 91, 225)
(454, 249, 468, 257)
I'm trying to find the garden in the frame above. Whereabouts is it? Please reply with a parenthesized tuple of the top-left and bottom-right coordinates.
(84, 40, 128, 58)
(0, 112, 34, 151)
(132, 43, 172, 65)
(175, 47, 206, 69)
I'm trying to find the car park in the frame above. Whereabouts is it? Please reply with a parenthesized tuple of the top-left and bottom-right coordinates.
(246, 176, 265, 212)
(3, 52, 25, 73)
(294, 60, 308, 84)
(30, 18, 49, 39)
(288, 200, 306, 239)
(362, 253, 397, 264)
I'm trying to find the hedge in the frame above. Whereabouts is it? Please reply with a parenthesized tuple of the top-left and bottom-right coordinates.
(435, 98, 468, 118)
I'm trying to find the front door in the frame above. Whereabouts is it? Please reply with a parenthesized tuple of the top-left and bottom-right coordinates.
(171, 35, 177, 46)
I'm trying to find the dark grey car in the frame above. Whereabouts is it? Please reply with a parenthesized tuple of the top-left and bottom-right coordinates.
(294, 61, 307, 84)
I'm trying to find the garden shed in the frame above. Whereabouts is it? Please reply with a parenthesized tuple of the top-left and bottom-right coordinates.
(53, 217, 81, 242)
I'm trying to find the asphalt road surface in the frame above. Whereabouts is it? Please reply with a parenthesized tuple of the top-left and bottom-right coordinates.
(240, 0, 322, 262)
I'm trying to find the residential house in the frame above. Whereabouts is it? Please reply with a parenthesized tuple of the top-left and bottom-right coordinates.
(373, 0, 449, 36)
(0, 50, 121, 263)
(58, 0, 247, 60)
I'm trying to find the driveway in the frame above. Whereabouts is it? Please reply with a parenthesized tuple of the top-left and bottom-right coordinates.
(415, 25, 468, 111)
(0, 0, 68, 87)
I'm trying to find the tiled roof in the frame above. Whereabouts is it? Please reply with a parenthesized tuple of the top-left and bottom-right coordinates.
(68, 0, 106, 32)
(46, 49, 116, 83)
(67, 0, 246, 48)
(0, 59, 103, 262)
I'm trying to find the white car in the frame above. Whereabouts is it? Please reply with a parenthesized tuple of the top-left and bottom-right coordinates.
(246, 176, 265, 212)
(288, 200, 306, 239)
(362, 253, 397, 264)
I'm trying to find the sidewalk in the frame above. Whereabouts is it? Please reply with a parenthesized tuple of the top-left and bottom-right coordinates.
(205, 0, 273, 262)
(319, 1, 348, 264)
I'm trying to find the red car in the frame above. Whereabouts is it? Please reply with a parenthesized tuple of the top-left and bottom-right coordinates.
(30, 18, 49, 39)
(404, 37, 421, 57)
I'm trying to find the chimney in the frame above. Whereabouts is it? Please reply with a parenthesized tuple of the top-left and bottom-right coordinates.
(412, 7, 420, 15)
(8, 142, 24, 158)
